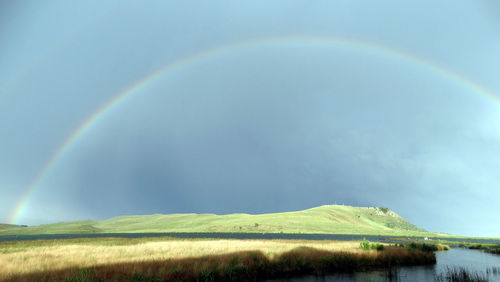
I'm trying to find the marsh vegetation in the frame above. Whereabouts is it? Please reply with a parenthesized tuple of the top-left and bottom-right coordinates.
(0, 237, 437, 281)
(5, 236, 500, 281)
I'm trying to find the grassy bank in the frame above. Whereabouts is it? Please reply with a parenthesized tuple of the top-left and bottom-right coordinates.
(0, 205, 438, 237)
(2, 245, 435, 281)
(0, 237, 440, 281)
(467, 244, 500, 255)
(395, 238, 499, 255)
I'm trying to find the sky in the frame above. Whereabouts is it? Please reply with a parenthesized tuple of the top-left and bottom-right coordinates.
(1, 1, 500, 237)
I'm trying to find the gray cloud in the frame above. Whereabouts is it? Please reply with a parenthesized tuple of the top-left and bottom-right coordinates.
(2, 1, 499, 237)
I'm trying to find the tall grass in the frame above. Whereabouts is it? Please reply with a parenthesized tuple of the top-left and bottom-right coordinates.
(486, 266, 500, 275)
(468, 243, 500, 255)
(397, 242, 449, 252)
(0, 238, 359, 277)
(436, 266, 488, 282)
(3, 246, 435, 281)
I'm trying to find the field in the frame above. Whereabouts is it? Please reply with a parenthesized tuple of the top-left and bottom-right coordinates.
(0, 237, 358, 274)
(1, 205, 441, 237)
(0, 237, 443, 281)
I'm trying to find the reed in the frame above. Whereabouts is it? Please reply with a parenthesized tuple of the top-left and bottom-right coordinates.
(3, 246, 435, 281)
(0, 238, 359, 276)
(436, 266, 488, 282)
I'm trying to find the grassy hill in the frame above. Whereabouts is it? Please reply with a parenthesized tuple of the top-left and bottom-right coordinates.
(0, 205, 436, 236)
(0, 224, 24, 230)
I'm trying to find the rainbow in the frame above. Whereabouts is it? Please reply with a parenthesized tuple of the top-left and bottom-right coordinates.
(9, 34, 499, 224)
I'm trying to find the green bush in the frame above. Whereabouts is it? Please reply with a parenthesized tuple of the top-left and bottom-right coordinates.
(359, 239, 384, 251)
(407, 242, 438, 252)
(378, 207, 389, 214)
(360, 238, 371, 250)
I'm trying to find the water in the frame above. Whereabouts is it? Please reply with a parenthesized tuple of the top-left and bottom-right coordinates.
(280, 248, 500, 281)
(435, 247, 500, 274)
(1, 232, 500, 245)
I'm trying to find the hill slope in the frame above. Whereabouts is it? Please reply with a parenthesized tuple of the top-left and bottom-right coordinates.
(0, 224, 24, 230)
(0, 205, 432, 236)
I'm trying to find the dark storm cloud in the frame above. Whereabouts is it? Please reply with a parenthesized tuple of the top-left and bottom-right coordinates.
(36, 45, 499, 237)
(2, 1, 499, 237)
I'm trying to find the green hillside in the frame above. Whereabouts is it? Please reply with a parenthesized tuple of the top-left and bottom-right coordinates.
(0, 205, 436, 236)
(0, 224, 23, 230)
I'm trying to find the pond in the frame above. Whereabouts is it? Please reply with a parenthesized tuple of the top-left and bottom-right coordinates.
(281, 248, 500, 281)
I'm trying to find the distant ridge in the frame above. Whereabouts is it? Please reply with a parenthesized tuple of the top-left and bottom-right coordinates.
(0, 223, 28, 229)
(0, 205, 432, 236)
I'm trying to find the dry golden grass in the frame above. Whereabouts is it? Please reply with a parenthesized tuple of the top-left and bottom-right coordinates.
(3, 245, 436, 282)
(0, 238, 362, 279)
(435, 244, 450, 251)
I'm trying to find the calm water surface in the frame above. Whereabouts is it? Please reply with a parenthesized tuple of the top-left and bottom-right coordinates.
(280, 248, 500, 281)
(1, 232, 500, 244)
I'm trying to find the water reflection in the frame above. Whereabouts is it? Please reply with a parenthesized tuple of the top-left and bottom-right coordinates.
(276, 248, 500, 281)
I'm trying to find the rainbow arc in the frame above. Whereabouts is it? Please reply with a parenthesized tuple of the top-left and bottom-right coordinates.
(9, 35, 499, 224)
